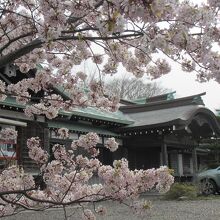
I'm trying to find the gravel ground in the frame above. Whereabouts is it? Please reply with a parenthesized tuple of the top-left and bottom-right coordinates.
(3, 196, 220, 220)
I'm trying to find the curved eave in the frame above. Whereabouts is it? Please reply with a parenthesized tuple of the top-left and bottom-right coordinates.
(59, 110, 134, 125)
(119, 107, 220, 136)
(118, 119, 182, 132)
(48, 120, 121, 137)
(182, 107, 220, 136)
(120, 92, 206, 113)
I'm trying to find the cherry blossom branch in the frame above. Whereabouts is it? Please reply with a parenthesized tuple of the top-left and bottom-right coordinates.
(0, 32, 143, 68)
(0, 32, 34, 54)
(0, 90, 93, 109)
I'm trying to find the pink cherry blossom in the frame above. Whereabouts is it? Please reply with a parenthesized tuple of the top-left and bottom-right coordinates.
(105, 137, 118, 152)
(0, 128, 17, 141)
(57, 128, 69, 139)
(0, 130, 174, 218)
(27, 137, 48, 163)
(0, 81, 6, 102)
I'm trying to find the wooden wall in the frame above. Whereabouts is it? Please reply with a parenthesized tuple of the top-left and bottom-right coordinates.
(17, 121, 49, 172)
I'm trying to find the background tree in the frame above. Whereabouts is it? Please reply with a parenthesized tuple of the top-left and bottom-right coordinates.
(0, 0, 220, 218)
(104, 75, 170, 100)
(85, 71, 170, 100)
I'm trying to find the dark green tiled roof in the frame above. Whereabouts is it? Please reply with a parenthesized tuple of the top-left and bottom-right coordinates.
(0, 97, 24, 108)
(60, 108, 133, 125)
(132, 98, 146, 104)
(131, 91, 176, 104)
(54, 86, 133, 125)
(0, 96, 133, 125)
(48, 120, 120, 137)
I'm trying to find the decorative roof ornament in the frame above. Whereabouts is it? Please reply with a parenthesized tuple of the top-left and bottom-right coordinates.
(4, 64, 16, 77)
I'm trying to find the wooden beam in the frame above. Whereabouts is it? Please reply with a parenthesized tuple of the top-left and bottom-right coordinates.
(0, 117, 27, 127)
(0, 109, 33, 121)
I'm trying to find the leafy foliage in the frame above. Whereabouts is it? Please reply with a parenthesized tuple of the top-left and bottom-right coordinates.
(164, 183, 198, 200)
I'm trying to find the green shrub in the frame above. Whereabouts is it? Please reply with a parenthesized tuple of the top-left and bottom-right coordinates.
(164, 183, 198, 200)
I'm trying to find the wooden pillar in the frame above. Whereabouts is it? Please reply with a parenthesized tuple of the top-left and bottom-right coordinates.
(192, 146, 198, 181)
(161, 143, 168, 166)
(177, 154, 183, 176)
(123, 147, 128, 159)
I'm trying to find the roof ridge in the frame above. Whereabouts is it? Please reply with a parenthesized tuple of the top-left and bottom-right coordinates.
(120, 92, 206, 113)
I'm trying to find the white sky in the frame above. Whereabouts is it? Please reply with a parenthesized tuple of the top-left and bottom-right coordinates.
(153, 63, 220, 113)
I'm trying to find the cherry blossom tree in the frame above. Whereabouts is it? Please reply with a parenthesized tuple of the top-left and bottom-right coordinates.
(0, 0, 220, 218)
(0, 128, 173, 219)
(0, 0, 220, 113)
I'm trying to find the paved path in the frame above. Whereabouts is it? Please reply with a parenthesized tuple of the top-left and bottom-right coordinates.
(4, 196, 220, 220)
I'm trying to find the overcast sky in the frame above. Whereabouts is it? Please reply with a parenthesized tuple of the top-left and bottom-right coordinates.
(153, 63, 220, 113)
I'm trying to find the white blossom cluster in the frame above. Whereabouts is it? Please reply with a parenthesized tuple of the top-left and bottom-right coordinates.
(0, 130, 173, 218)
